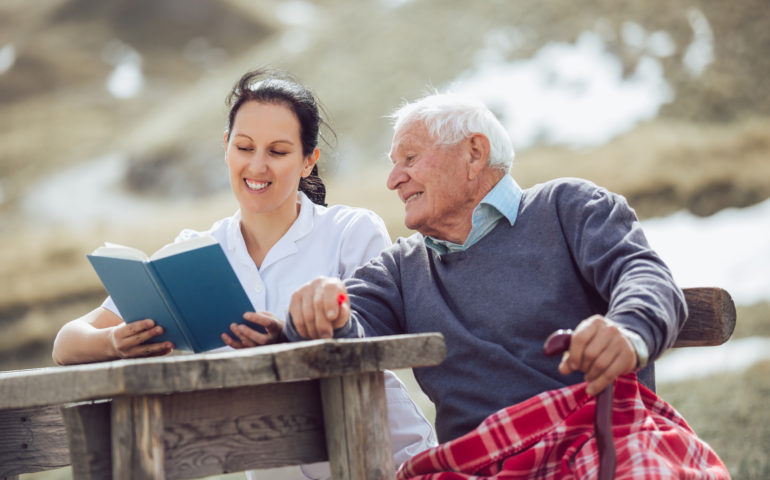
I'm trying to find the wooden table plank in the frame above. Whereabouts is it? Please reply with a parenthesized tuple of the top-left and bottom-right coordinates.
(0, 334, 447, 410)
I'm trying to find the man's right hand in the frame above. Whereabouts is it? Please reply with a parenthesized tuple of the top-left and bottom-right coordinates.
(288, 277, 350, 339)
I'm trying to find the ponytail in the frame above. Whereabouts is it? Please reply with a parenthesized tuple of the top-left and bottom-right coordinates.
(300, 164, 327, 206)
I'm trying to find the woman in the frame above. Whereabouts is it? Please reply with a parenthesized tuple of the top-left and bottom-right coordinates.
(52, 68, 436, 479)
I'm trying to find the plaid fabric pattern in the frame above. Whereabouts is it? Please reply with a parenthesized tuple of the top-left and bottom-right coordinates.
(397, 374, 729, 479)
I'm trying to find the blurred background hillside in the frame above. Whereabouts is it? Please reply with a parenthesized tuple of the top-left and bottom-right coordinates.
(1, 0, 768, 478)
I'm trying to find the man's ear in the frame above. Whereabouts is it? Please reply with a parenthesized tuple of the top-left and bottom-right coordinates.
(302, 148, 321, 177)
(467, 133, 491, 180)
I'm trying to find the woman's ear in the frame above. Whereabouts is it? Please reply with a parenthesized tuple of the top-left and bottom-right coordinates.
(302, 148, 321, 177)
(467, 133, 491, 180)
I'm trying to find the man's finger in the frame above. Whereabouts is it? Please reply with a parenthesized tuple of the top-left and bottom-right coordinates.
(288, 301, 306, 339)
(302, 288, 319, 339)
(577, 330, 612, 373)
(585, 352, 627, 396)
(313, 288, 333, 339)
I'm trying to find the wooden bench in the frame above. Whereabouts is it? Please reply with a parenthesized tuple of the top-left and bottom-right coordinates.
(0, 287, 736, 480)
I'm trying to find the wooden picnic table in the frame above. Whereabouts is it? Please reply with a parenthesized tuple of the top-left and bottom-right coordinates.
(0, 333, 446, 480)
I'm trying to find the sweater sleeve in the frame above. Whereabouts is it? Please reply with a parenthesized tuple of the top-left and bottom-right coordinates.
(554, 179, 687, 361)
(283, 240, 408, 342)
(344, 241, 409, 338)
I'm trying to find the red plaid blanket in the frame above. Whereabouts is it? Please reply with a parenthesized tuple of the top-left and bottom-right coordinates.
(397, 374, 728, 479)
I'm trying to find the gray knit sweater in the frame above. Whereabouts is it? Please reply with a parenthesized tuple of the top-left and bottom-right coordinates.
(295, 177, 687, 442)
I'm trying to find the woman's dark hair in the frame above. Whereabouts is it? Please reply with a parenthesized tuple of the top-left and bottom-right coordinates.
(225, 68, 333, 206)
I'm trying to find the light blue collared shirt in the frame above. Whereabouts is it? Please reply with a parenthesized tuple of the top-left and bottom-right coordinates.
(425, 174, 523, 254)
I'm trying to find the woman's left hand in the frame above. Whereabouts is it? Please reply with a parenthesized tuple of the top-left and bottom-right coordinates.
(222, 311, 284, 348)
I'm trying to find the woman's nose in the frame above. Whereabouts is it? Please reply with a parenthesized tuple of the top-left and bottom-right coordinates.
(249, 150, 269, 172)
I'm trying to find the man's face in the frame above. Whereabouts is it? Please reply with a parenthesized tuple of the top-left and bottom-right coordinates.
(387, 122, 476, 243)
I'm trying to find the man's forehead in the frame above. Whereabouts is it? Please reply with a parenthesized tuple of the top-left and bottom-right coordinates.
(391, 122, 432, 149)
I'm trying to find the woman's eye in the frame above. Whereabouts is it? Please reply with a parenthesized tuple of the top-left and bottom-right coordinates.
(237, 146, 253, 152)
(271, 150, 289, 156)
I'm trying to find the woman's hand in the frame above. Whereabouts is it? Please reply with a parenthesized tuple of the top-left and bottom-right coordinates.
(109, 319, 174, 359)
(222, 311, 284, 348)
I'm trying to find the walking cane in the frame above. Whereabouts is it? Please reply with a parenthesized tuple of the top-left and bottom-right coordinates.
(544, 329, 616, 480)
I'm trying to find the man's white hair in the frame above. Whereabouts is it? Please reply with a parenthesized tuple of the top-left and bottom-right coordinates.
(389, 92, 515, 173)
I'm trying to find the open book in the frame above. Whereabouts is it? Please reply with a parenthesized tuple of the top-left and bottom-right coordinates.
(87, 235, 261, 353)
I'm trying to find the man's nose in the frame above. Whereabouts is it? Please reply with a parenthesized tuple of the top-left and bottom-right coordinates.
(386, 163, 408, 191)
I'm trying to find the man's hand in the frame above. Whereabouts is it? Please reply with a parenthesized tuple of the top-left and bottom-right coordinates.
(223, 311, 284, 348)
(109, 319, 173, 359)
(558, 315, 637, 396)
(288, 277, 350, 339)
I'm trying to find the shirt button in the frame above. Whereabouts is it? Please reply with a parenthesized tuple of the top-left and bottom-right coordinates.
(254, 282, 264, 293)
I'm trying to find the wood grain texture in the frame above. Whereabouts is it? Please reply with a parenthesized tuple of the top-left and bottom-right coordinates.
(675, 287, 737, 348)
(111, 395, 165, 480)
(0, 333, 446, 410)
(0, 406, 70, 477)
(161, 382, 327, 479)
(61, 401, 112, 480)
(321, 372, 395, 480)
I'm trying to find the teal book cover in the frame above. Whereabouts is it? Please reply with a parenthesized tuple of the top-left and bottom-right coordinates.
(87, 236, 261, 353)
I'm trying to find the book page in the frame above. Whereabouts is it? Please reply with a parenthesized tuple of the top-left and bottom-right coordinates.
(150, 235, 218, 261)
(91, 243, 149, 261)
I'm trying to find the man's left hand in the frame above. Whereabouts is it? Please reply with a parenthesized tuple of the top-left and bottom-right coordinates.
(558, 315, 637, 396)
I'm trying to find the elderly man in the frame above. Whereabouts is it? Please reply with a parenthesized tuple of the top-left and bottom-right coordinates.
(284, 94, 727, 477)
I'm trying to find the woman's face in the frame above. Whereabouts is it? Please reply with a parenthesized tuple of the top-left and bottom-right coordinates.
(225, 101, 318, 218)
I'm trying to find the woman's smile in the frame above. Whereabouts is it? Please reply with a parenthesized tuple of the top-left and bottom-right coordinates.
(244, 178, 270, 192)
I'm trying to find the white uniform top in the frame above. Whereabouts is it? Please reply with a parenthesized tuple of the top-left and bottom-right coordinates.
(102, 192, 436, 479)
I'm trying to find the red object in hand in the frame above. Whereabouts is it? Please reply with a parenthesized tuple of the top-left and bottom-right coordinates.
(337, 292, 348, 306)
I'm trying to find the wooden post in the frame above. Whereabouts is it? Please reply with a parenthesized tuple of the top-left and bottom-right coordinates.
(112, 395, 165, 480)
(61, 400, 112, 480)
(320, 371, 395, 480)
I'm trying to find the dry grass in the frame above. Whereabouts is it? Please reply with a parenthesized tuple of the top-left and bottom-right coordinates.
(511, 117, 770, 218)
(659, 360, 770, 480)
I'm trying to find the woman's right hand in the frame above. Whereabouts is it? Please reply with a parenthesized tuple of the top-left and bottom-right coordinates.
(108, 319, 174, 359)
(222, 311, 285, 348)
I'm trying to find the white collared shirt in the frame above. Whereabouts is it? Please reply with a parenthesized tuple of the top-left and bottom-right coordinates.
(185, 191, 393, 320)
(102, 192, 436, 479)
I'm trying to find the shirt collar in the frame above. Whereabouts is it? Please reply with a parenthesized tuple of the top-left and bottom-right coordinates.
(424, 174, 522, 254)
(227, 192, 317, 269)
(479, 174, 521, 226)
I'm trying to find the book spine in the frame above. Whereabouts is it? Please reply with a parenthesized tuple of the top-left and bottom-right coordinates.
(144, 262, 199, 352)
